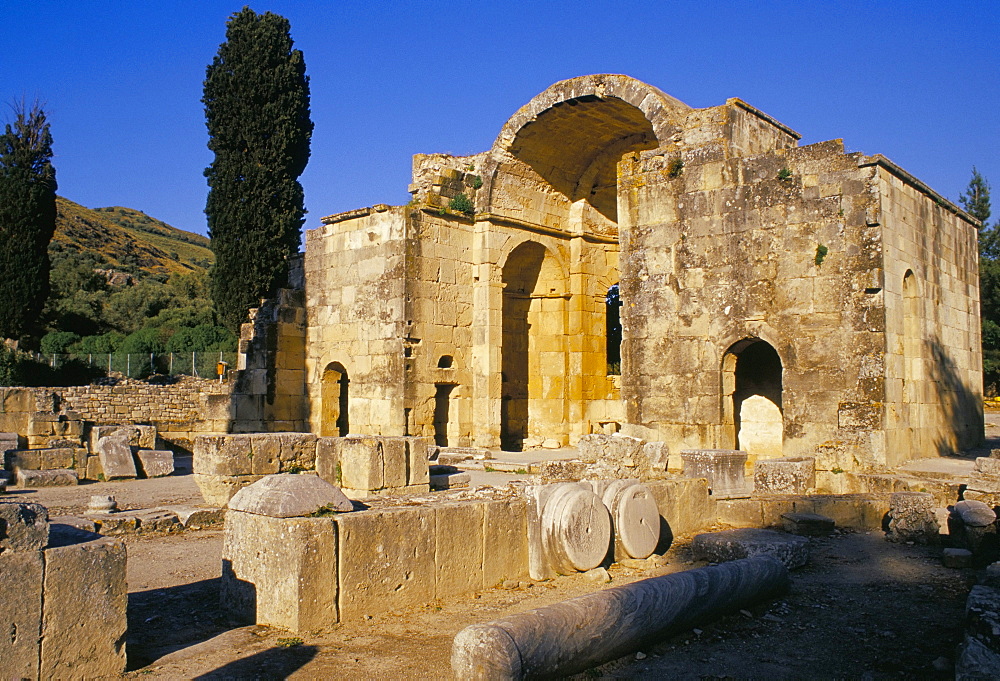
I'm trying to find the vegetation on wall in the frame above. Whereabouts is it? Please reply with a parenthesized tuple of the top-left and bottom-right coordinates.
(203, 7, 313, 331)
(0, 102, 57, 342)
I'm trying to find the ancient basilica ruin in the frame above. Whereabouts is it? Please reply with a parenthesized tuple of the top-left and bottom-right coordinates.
(239, 73, 983, 475)
(1, 75, 992, 678)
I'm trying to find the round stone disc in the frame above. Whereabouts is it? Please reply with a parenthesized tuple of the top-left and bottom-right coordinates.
(613, 485, 660, 559)
(543, 485, 611, 572)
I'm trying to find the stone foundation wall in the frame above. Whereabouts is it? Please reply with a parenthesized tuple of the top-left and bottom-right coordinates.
(0, 379, 233, 453)
(220, 476, 715, 632)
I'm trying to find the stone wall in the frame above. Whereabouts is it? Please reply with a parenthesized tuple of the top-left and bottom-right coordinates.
(618, 96, 982, 472)
(875, 157, 984, 464)
(0, 504, 127, 679)
(0, 378, 233, 453)
(233, 288, 308, 433)
(220, 475, 715, 632)
(304, 206, 408, 437)
(251, 74, 981, 470)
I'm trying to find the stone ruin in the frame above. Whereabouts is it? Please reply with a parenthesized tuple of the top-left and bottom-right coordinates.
(0, 502, 127, 678)
(2, 74, 997, 677)
(233, 73, 982, 484)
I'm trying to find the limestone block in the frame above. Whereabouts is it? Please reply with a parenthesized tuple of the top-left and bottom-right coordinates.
(382, 437, 408, 488)
(781, 512, 835, 536)
(315, 436, 340, 486)
(944, 548, 973, 568)
(537, 459, 589, 483)
(90, 424, 156, 451)
(96, 433, 137, 480)
(692, 528, 809, 569)
(40, 530, 127, 678)
(887, 491, 939, 544)
(807, 494, 888, 530)
(0, 431, 23, 452)
(0, 501, 49, 551)
(339, 436, 384, 491)
(681, 449, 751, 498)
(430, 466, 471, 490)
(161, 506, 225, 530)
(6, 447, 76, 471)
(976, 457, 1000, 479)
(642, 441, 671, 471)
(435, 502, 486, 599)
(274, 432, 318, 472)
(482, 498, 530, 588)
(754, 457, 816, 495)
(222, 510, 339, 632)
(52, 515, 98, 533)
(644, 477, 716, 539)
(737, 395, 784, 458)
(136, 449, 174, 478)
(335, 506, 435, 619)
(86, 455, 104, 481)
(193, 434, 253, 477)
(949, 500, 998, 563)
(404, 437, 431, 486)
(133, 509, 181, 533)
(88, 513, 139, 536)
(962, 584, 1000, 675)
(0, 550, 43, 679)
(249, 433, 282, 475)
(17, 468, 78, 487)
(228, 474, 353, 517)
(194, 473, 263, 507)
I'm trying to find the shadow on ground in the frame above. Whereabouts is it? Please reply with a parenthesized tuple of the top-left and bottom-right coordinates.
(127, 577, 232, 670)
(193, 645, 318, 680)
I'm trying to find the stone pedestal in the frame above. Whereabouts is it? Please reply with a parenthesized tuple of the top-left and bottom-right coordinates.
(681, 449, 750, 499)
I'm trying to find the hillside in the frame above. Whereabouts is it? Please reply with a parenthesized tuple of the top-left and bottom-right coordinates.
(50, 197, 213, 277)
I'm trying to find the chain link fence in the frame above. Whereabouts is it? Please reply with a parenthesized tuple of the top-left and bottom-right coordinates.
(39, 352, 238, 380)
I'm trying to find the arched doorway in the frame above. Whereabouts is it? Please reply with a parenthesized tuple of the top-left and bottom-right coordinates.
(321, 362, 350, 437)
(501, 241, 566, 450)
(433, 383, 457, 447)
(722, 339, 783, 457)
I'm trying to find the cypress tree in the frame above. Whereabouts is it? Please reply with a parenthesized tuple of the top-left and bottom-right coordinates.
(203, 7, 312, 331)
(0, 102, 57, 342)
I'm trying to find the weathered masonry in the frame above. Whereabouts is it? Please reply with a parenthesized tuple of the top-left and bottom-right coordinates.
(244, 74, 982, 474)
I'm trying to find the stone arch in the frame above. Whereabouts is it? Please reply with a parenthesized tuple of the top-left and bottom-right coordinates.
(321, 361, 350, 437)
(721, 338, 783, 458)
(480, 75, 690, 222)
(501, 240, 568, 450)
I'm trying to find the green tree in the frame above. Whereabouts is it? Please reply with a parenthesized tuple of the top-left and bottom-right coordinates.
(0, 102, 57, 341)
(960, 167, 1000, 392)
(203, 7, 312, 330)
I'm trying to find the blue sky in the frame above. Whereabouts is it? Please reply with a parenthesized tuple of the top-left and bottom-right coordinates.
(3, 1, 998, 237)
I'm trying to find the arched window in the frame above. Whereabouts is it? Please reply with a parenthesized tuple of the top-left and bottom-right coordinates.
(606, 284, 622, 375)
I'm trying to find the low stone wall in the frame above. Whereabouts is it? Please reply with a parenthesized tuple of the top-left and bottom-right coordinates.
(0, 378, 233, 454)
(194, 433, 434, 505)
(0, 503, 127, 679)
(716, 493, 891, 530)
(221, 476, 716, 632)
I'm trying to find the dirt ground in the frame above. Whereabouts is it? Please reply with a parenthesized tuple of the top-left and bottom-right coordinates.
(11, 427, 997, 679)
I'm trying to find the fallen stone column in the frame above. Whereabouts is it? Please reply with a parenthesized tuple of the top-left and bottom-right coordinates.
(452, 555, 788, 680)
